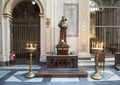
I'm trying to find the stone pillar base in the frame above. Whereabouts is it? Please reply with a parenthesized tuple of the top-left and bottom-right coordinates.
(40, 55, 46, 63)
(78, 52, 91, 60)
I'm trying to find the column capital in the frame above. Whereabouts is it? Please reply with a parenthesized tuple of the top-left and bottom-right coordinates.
(3, 12, 12, 19)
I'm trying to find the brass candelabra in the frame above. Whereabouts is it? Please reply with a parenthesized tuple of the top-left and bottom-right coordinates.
(24, 43, 37, 78)
(91, 48, 103, 80)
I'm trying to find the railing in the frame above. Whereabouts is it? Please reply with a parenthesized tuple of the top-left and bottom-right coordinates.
(10, 20, 40, 64)
(90, 6, 120, 54)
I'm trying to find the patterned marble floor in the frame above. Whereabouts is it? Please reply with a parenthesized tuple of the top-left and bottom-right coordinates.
(0, 66, 120, 85)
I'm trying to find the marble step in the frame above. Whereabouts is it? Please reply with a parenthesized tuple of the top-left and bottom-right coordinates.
(78, 57, 115, 66)
(36, 66, 88, 78)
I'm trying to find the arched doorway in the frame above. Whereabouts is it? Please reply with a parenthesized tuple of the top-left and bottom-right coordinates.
(10, 1, 40, 64)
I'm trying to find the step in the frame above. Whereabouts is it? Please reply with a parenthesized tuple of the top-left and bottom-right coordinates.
(78, 57, 115, 66)
(78, 62, 114, 66)
(36, 66, 88, 78)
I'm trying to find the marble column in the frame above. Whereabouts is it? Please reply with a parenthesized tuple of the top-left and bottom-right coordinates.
(0, 20, 2, 54)
(45, 0, 51, 53)
(45, 0, 55, 54)
(39, 13, 46, 62)
(0, 0, 2, 62)
(1, 14, 12, 65)
(78, 0, 91, 58)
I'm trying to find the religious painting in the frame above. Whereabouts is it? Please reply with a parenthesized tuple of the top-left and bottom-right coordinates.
(64, 3, 79, 36)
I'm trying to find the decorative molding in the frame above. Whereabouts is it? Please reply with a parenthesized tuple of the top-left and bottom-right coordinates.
(46, 18, 51, 28)
(39, 13, 44, 17)
(35, 0, 44, 13)
(3, 0, 10, 14)
(3, 13, 12, 19)
(3, 0, 44, 16)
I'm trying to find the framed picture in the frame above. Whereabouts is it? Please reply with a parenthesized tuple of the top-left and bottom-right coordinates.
(64, 3, 79, 36)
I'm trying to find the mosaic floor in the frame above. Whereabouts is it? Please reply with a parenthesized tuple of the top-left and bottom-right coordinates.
(0, 66, 120, 85)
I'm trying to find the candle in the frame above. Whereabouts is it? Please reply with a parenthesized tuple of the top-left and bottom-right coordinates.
(26, 43, 29, 48)
(96, 43, 98, 48)
(30, 44, 33, 48)
(101, 42, 103, 48)
(34, 44, 37, 47)
(61, 39, 64, 42)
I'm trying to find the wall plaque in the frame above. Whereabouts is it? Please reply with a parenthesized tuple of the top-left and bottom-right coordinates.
(64, 3, 79, 36)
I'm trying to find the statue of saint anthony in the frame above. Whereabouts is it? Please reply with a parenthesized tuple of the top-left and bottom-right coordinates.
(58, 16, 68, 43)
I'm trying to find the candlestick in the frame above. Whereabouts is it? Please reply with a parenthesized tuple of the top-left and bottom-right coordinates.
(91, 45, 103, 80)
(25, 43, 37, 78)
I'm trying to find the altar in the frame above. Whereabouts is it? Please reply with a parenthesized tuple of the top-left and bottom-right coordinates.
(36, 55, 88, 78)
(46, 55, 78, 68)
(36, 17, 88, 78)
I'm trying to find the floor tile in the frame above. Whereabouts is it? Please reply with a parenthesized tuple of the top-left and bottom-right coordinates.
(0, 71, 11, 79)
(5, 71, 43, 82)
(1, 66, 120, 85)
(87, 70, 120, 81)
(51, 78, 79, 82)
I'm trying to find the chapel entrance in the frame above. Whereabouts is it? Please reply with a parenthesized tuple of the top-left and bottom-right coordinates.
(10, 1, 40, 65)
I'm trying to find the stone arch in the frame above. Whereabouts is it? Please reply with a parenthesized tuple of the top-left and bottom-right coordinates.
(2, 0, 46, 65)
(3, 0, 44, 16)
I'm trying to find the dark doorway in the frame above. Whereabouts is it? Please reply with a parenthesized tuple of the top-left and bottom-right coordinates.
(10, 1, 40, 65)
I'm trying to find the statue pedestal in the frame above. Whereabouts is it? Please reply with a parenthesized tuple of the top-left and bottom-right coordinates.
(56, 43, 69, 55)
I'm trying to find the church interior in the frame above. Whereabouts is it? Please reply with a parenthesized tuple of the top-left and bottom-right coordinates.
(0, 0, 120, 85)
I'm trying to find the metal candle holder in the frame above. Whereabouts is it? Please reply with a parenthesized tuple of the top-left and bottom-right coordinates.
(24, 43, 37, 78)
(91, 47, 103, 80)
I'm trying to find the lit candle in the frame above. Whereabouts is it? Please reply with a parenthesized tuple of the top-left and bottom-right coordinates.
(96, 43, 98, 48)
(34, 44, 37, 48)
(30, 44, 33, 48)
(101, 42, 103, 48)
(26, 43, 29, 48)
(61, 39, 64, 42)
